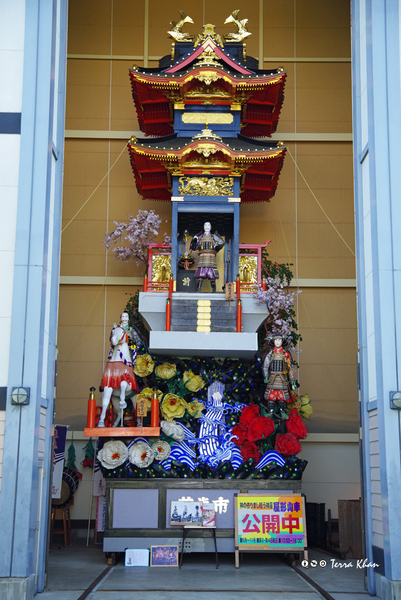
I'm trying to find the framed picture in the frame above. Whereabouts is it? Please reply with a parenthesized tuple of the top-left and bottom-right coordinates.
(125, 548, 149, 567)
(150, 545, 179, 567)
(202, 503, 216, 527)
(170, 500, 202, 526)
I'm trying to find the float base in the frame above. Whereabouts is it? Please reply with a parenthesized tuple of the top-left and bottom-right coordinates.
(84, 426, 160, 437)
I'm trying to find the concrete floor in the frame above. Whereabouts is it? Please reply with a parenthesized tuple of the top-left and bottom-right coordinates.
(39, 545, 372, 600)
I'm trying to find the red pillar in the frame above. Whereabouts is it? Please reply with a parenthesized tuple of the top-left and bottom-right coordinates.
(166, 298, 171, 331)
(87, 387, 96, 428)
(236, 299, 242, 333)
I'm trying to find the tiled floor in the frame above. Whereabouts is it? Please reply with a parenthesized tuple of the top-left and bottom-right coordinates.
(40, 545, 372, 600)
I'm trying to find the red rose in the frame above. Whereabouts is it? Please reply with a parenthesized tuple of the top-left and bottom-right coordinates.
(231, 423, 248, 446)
(240, 441, 261, 462)
(248, 416, 275, 442)
(288, 408, 298, 417)
(286, 415, 308, 439)
(275, 433, 302, 456)
(240, 404, 259, 426)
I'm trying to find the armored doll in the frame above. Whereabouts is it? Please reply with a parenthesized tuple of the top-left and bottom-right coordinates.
(190, 221, 224, 292)
(262, 334, 297, 417)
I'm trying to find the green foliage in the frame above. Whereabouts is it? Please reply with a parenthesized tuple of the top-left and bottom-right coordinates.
(125, 289, 149, 343)
(81, 438, 95, 468)
(261, 248, 294, 286)
(66, 439, 78, 472)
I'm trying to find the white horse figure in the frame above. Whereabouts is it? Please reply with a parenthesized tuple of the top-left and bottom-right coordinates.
(98, 324, 138, 427)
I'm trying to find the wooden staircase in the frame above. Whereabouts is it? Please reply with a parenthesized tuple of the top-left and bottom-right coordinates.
(171, 296, 236, 333)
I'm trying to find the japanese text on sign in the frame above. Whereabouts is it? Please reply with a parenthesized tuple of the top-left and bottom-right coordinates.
(235, 495, 305, 549)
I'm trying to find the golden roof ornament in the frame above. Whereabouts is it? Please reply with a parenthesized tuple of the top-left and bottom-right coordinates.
(224, 10, 252, 42)
(168, 10, 194, 42)
(192, 124, 222, 142)
(195, 47, 221, 68)
(194, 24, 224, 48)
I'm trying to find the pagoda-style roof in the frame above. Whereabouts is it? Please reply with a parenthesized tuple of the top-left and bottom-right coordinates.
(129, 36, 286, 139)
(128, 130, 286, 203)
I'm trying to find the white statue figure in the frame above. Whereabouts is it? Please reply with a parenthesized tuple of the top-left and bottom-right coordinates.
(97, 321, 138, 427)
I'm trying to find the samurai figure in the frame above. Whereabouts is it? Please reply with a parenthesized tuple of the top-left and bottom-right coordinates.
(120, 311, 149, 354)
(262, 334, 298, 418)
(190, 221, 224, 292)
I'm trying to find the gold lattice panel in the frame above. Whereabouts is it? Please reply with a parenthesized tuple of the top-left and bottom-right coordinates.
(182, 113, 234, 124)
(178, 176, 234, 196)
(151, 254, 171, 281)
(239, 256, 258, 283)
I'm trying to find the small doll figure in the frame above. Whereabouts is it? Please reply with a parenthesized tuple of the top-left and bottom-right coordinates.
(190, 221, 224, 292)
(262, 334, 298, 418)
(120, 311, 149, 354)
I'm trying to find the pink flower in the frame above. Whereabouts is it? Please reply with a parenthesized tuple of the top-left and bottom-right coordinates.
(103, 210, 170, 270)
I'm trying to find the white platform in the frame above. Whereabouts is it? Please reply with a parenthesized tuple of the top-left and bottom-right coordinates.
(149, 331, 259, 358)
(139, 292, 268, 332)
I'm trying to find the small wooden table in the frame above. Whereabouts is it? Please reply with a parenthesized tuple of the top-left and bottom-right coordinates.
(179, 526, 219, 569)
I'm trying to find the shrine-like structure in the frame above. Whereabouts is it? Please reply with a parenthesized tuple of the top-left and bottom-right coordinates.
(128, 22, 287, 357)
(88, 16, 309, 557)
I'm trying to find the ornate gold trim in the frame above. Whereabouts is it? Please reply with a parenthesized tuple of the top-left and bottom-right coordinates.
(195, 47, 222, 68)
(194, 24, 224, 48)
(178, 176, 234, 196)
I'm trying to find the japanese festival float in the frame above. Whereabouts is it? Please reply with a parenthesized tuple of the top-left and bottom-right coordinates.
(84, 11, 313, 557)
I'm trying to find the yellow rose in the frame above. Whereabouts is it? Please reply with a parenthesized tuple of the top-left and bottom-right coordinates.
(161, 394, 187, 421)
(300, 394, 313, 420)
(133, 354, 155, 377)
(186, 399, 205, 418)
(183, 370, 205, 392)
(136, 388, 163, 411)
(155, 362, 177, 380)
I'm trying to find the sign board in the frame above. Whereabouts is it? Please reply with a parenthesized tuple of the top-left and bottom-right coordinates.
(225, 282, 235, 299)
(176, 270, 196, 292)
(234, 493, 308, 567)
(137, 397, 147, 417)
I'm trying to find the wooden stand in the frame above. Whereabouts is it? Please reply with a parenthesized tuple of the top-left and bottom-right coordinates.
(180, 526, 218, 569)
(84, 426, 160, 438)
(51, 504, 72, 547)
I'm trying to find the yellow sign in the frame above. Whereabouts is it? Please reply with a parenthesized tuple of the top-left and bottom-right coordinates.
(235, 494, 306, 551)
(182, 113, 233, 124)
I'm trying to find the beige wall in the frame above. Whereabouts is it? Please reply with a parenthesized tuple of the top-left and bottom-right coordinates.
(59, 0, 358, 502)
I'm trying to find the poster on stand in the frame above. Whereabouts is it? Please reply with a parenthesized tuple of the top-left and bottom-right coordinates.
(51, 425, 68, 499)
(170, 501, 202, 526)
(234, 493, 308, 567)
